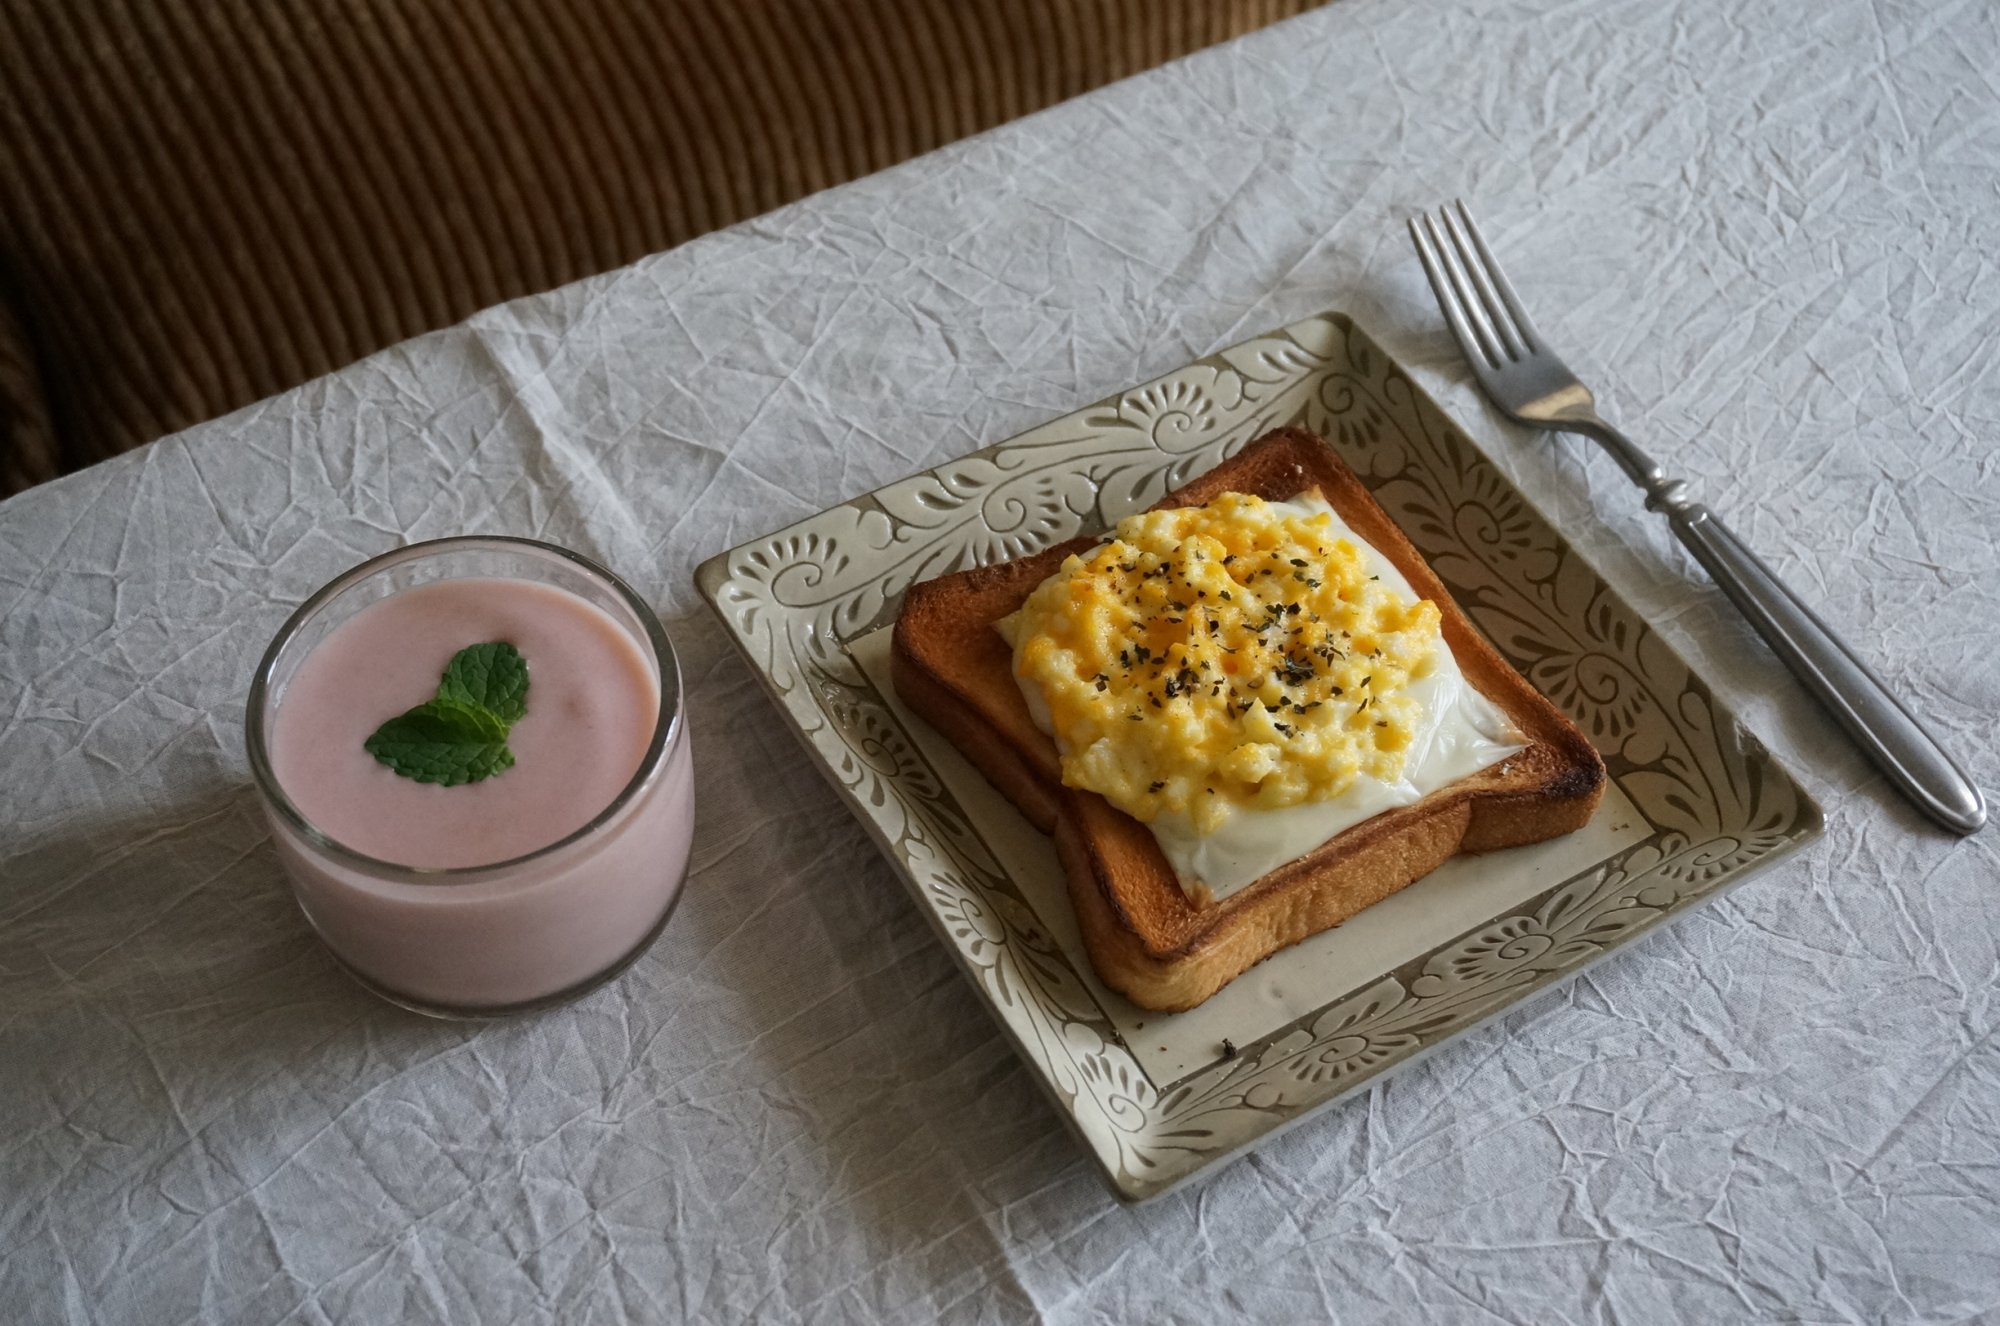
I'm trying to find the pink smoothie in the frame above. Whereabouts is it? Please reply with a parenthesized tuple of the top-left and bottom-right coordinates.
(273, 578, 658, 868)
(264, 575, 693, 1010)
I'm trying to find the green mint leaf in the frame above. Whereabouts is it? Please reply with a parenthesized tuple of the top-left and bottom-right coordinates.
(363, 641, 530, 786)
(435, 642, 530, 724)
(364, 696, 515, 786)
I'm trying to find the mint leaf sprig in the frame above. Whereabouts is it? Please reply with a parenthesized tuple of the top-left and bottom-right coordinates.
(365, 642, 530, 785)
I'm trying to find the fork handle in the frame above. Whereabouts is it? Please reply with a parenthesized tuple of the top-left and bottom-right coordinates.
(1649, 488, 1986, 834)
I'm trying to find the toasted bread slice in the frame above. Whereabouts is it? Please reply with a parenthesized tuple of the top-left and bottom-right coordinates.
(892, 426, 1605, 1010)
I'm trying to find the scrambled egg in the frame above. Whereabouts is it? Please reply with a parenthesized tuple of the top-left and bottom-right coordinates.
(1009, 492, 1443, 835)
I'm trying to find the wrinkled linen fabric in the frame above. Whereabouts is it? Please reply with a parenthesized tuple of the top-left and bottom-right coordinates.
(3, 0, 1998, 1320)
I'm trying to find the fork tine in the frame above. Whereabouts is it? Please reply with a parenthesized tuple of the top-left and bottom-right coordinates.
(1422, 210, 1510, 369)
(1448, 200, 1541, 352)
(1408, 213, 1501, 371)
(1440, 202, 1528, 362)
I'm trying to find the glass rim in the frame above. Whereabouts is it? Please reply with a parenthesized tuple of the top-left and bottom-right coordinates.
(244, 535, 683, 885)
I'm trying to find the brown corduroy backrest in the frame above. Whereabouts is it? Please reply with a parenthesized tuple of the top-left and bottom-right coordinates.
(0, 0, 1323, 494)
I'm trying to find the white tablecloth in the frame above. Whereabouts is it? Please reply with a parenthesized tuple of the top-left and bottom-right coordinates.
(5, 0, 1997, 1319)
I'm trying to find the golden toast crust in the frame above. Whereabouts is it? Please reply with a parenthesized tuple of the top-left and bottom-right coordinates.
(892, 427, 1606, 1010)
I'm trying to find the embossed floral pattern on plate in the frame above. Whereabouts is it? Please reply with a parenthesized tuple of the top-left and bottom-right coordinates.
(696, 313, 1822, 1202)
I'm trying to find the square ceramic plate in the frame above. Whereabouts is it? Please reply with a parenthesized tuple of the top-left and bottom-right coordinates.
(695, 313, 1823, 1202)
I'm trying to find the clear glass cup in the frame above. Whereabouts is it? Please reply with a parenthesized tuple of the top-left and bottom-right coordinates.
(246, 537, 693, 1018)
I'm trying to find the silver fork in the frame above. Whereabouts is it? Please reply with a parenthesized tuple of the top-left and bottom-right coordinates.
(1409, 201, 1985, 835)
